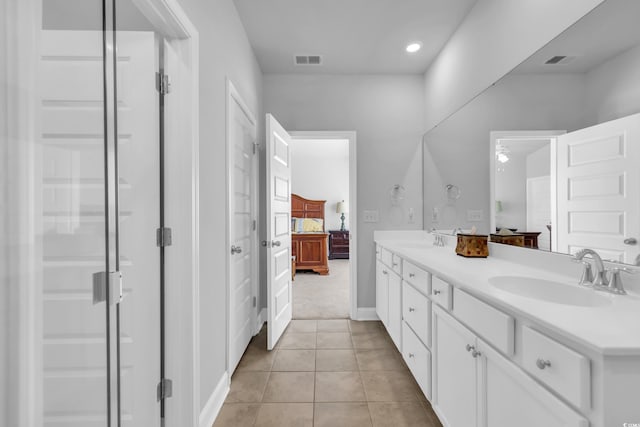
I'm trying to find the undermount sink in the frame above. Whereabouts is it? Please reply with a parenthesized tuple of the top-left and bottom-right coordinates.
(488, 276, 612, 307)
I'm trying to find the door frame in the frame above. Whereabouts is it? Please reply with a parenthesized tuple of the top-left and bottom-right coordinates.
(4, 0, 201, 425)
(289, 130, 358, 320)
(489, 130, 564, 246)
(225, 79, 259, 373)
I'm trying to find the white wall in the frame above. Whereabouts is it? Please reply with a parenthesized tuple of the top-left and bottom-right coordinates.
(423, 0, 605, 131)
(175, 0, 264, 411)
(495, 152, 527, 231)
(291, 139, 349, 231)
(264, 74, 424, 309)
(526, 145, 550, 179)
(585, 43, 640, 124)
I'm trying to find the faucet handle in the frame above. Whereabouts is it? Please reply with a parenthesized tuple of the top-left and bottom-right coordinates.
(576, 261, 594, 286)
(605, 267, 637, 295)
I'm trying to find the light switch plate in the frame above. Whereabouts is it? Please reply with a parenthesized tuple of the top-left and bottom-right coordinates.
(467, 209, 483, 222)
(363, 210, 379, 223)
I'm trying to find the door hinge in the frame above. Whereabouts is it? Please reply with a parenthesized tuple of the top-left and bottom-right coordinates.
(92, 271, 123, 305)
(156, 72, 171, 95)
(252, 220, 257, 231)
(253, 142, 258, 154)
(157, 227, 173, 247)
(253, 296, 257, 307)
(157, 378, 173, 401)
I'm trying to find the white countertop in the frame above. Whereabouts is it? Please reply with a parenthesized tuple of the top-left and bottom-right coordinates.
(376, 236, 640, 356)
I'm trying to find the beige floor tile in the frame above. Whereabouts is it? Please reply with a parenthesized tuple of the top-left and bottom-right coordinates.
(355, 348, 407, 371)
(315, 371, 366, 402)
(316, 349, 358, 371)
(317, 332, 353, 349)
(368, 402, 435, 427)
(317, 319, 350, 332)
(279, 332, 316, 349)
(236, 345, 277, 372)
(262, 371, 315, 402)
(361, 371, 420, 402)
(314, 402, 373, 427)
(272, 349, 316, 372)
(254, 403, 314, 427)
(226, 371, 270, 403)
(349, 320, 383, 334)
(351, 332, 394, 350)
(213, 403, 260, 427)
(287, 319, 318, 333)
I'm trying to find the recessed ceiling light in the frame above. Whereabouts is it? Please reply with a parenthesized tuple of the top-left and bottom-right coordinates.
(406, 42, 422, 53)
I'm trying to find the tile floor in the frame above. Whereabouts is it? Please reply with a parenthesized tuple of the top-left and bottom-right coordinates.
(214, 319, 443, 427)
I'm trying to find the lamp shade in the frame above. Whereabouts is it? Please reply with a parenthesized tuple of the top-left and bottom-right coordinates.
(336, 200, 347, 214)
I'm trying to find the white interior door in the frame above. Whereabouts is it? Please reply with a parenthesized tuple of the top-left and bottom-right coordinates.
(39, 30, 160, 426)
(526, 175, 551, 251)
(556, 113, 640, 263)
(266, 114, 292, 350)
(228, 83, 257, 371)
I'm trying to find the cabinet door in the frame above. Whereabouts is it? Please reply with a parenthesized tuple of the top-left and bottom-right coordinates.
(433, 306, 478, 427)
(477, 340, 588, 427)
(375, 260, 389, 326)
(387, 270, 402, 350)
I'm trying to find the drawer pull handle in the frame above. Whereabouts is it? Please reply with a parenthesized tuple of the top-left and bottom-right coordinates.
(536, 358, 551, 370)
(408, 353, 415, 358)
(433, 290, 441, 295)
(409, 273, 415, 278)
(408, 307, 415, 312)
(466, 344, 474, 352)
(382, 270, 388, 275)
(392, 262, 398, 267)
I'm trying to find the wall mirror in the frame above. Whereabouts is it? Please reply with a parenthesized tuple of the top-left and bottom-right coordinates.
(423, 0, 640, 265)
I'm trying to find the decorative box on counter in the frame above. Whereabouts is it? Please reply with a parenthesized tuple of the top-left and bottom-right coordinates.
(490, 233, 525, 247)
(455, 233, 489, 258)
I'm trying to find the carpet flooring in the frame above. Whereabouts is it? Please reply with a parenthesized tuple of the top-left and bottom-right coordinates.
(292, 259, 350, 319)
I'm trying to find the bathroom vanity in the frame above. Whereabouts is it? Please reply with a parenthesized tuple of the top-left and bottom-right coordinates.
(375, 231, 640, 427)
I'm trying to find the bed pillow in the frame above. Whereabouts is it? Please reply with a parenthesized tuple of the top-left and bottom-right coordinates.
(293, 218, 324, 232)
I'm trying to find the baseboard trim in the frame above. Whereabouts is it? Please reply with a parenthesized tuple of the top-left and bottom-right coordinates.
(255, 307, 267, 334)
(199, 371, 230, 427)
(355, 307, 379, 321)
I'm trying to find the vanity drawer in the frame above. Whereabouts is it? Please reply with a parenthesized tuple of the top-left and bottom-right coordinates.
(381, 247, 393, 267)
(522, 326, 590, 410)
(390, 253, 402, 275)
(402, 321, 432, 400)
(453, 289, 514, 356)
(402, 281, 431, 348)
(402, 260, 430, 295)
(431, 276, 453, 311)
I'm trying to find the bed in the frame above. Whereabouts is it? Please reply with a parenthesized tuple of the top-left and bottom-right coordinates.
(291, 194, 329, 275)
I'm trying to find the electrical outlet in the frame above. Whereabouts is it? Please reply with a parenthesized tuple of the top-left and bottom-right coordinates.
(467, 209, 484, 222)
(432, 207, 439, 222)
(408, 208, 415, 224)
(363, 210, 379, 223)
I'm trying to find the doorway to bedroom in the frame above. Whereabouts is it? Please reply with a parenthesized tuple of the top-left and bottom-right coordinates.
(289, 133, 356, 319)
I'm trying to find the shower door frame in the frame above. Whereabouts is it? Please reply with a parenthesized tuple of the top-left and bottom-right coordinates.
(5, 0, 200, 425)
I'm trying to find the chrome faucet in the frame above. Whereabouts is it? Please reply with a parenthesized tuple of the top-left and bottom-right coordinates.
(573, 249, 608, 287)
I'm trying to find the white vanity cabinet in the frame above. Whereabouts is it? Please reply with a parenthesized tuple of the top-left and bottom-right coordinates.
(375, 249, 402, 350)
(433, 306, 588, 427)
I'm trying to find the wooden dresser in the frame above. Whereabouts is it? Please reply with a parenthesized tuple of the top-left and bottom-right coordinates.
(329, 230, 349, 259)
(291, 194, 329, 275)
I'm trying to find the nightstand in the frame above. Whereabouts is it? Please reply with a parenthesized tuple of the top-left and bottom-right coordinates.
(329, 230, 349, 259)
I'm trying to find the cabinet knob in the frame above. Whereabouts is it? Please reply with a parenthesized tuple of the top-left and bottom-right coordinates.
(392, 262, 398, 267)
(382, 270, 388, 275)
(409, 273, 415, 278)
(465, 344, 474, 352)
(471, 350, 481, 358)
(408, 307, 415, 312)
(433, 290, 441, 295)
(536, 358, 551, 370)
(408, 353, 415, 358)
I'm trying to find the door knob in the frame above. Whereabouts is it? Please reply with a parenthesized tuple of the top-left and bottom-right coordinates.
(230, 245, 242, 254)
(624, 237, 637, 245)
(272, 240, 281, 247)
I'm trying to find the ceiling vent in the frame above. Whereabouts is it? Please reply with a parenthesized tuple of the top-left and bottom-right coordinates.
(545, 55, 578, 65)
(295, 55, 322, 66)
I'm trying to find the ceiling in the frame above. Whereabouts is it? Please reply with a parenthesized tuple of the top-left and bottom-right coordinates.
(233, 0, 477, 75)
(514, 0, 640, 74)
